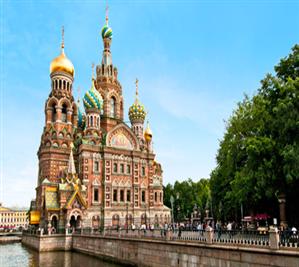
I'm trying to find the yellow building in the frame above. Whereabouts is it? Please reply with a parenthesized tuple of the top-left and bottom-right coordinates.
(0, 203, 28, 230)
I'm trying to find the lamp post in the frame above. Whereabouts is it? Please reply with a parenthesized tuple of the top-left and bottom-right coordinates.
(170, 195, 174, 228)
(126, 202, 129, 233)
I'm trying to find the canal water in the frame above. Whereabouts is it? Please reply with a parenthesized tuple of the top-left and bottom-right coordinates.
(0, 243, 124, 267)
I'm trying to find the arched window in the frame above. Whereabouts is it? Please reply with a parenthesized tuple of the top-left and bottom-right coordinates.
(110, 97, 116, 118)
(55, 80, 58, 90)
(59, 80, 62, 89)
(90, 116, 93, 127)
(61, 104, 67, 123)
(63, 80, 66, 90)
(51, 103, 56, 122)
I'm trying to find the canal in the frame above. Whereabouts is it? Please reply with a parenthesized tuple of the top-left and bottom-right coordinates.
(0, 242, 124, 267)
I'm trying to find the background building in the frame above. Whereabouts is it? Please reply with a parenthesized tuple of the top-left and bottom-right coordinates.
(29, 14, 170, 231)
(0, 203, 28, 230)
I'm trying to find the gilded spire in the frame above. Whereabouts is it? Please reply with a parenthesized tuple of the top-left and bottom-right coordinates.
(105, 1, 109, 25)
(61, 26, 65, 52)
(135, 78, 139, 101)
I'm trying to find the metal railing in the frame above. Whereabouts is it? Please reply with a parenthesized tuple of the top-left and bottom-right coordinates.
(23, 227, 299, 250)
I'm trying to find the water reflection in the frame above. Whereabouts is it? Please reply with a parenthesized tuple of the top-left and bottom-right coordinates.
(0, 243, 123, 267)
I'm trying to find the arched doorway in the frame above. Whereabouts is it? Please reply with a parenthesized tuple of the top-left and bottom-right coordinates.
(51, 215, 58, 232)
(70, 215, 76, 229)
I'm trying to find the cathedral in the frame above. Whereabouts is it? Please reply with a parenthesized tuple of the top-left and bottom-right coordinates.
(29, 12, 171, 231)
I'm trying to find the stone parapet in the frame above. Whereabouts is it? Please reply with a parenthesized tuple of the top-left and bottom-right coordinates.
(22, 233, 299, 267)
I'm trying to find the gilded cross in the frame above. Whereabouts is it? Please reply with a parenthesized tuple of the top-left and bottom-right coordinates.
(135, 78, 139, 98)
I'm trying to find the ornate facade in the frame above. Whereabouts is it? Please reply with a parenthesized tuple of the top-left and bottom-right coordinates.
(30, 14, 170, 231)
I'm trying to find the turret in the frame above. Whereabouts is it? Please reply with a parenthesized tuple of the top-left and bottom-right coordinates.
(128, 79, 146, 141)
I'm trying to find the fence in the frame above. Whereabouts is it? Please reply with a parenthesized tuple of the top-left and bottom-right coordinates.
(23, 227, 299, 250)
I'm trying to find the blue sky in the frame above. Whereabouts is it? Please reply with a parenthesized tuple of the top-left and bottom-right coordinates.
(1, 0, 299, 207)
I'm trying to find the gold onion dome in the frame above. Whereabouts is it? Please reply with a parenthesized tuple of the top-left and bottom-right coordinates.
(129, 79, 146, 122)
(144, 121, 153, 142)
(50, 28, 75, 77)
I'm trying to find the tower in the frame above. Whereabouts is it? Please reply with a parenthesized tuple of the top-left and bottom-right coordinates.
(82, 66, 103, 144)
(128, 79, 146, 141)
(38, 27, 77, 186)
(95, 8, 124, 132)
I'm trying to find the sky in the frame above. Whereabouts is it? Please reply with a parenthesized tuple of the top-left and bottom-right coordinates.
(1, 0, 299, 207)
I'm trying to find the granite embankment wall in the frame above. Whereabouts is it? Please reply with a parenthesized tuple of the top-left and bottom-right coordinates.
(22, 233, 72, 251)
(22, 233, 299, 267)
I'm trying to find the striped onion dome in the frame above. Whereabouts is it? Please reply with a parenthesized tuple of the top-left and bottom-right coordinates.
(101, 24, 113, 39)
(83, 80, 103, 111)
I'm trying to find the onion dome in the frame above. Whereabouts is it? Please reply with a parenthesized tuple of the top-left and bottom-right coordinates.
(129, 78, 146, 123)
(144, 121, 153, 142)
(77, 106, 86, 129)
(101, 24, 113, 39)
(83, 79, 103, 111)
(50, 28, 74, 77)
(129, 100, 146, 122)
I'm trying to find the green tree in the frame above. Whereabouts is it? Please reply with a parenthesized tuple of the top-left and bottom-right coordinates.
(210, 45, 299, 226)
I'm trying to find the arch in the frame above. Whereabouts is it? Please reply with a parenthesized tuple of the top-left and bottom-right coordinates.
(45, 141, 51, 147)
(46, 97, 59, 109)
(58, 97, 71, 109)
(106, 123, 139, 151)
(52, 142, 59, 148)
(61, 143, 68, 148)
(50, 214, 58, 231)
(58, 132, 64, 138)
(109, 97, 116, 118)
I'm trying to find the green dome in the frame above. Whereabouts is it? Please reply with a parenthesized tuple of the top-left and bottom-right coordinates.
(101, 24, 113, 39)
(83, 81, 103, 111)
(128, 99, 146, 122)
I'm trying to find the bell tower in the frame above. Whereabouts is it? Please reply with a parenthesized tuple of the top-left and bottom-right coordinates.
(38, 27, 77, 185)
(95, 7, 124, 132)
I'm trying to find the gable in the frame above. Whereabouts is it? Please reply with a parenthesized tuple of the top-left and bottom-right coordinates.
(65, 190, 87, 209)
(106, 123, 139, 151)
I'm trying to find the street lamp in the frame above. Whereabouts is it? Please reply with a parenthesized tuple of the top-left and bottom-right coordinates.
(126, 202, 129, 233)
(170, 195, 174, 227)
